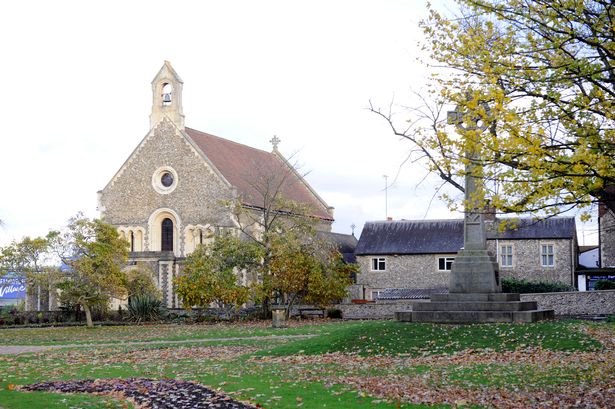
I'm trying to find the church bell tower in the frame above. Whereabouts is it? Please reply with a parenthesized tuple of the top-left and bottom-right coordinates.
(149, 61, 185, 130)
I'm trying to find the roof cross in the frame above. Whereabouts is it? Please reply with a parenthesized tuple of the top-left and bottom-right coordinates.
(269, 135, 281, 150)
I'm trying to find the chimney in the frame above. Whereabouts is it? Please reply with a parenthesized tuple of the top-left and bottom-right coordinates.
(386, 217, 393, 221)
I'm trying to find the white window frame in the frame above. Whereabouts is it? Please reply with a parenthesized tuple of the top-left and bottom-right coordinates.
(371, 257, 386, 271)
(541, 243, 555, 267)
(500, 244, 513, 267)
(437, 256, 455, 271)
(370, 290, 382, 300)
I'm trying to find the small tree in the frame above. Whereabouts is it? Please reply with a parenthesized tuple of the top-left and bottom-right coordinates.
(265, 231, 354, 318)
(0, 236, 56, 310)
(176, 234, 262, 318)
(125, 267, 160, 301)
(48, 214, 128, 328)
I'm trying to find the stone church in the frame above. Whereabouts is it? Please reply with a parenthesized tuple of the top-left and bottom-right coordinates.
(98, 61, 335, 307)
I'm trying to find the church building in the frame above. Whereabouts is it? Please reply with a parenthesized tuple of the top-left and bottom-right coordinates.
(98, 62, 335, 307)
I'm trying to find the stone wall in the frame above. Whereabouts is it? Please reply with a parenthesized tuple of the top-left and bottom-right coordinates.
(335, 290, 615, 319)
(600, 207, 615, 268)
(356, 254, 452, 298)
(99, 118, 236, 256)
(520, 290, 615, 316)
(487, 239, 575, 285)
(356, 239, 576, 299)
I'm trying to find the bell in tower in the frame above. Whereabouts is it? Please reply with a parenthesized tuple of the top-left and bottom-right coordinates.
(162, 83, 173, 106)
(149, 61, 185, 130)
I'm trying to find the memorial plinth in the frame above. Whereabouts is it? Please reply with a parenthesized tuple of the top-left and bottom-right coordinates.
(396, 98, 554, 323)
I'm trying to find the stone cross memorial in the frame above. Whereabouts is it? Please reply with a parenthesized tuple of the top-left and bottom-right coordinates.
(446, 102, 501, 294)
(396, 97, 554, 323)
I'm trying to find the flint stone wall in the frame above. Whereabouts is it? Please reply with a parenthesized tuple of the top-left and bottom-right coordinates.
(600, 209, 615, 268)
(356, 239, 576, 296)
(335, 290, 615, 319)
(99, 119, 235, 255)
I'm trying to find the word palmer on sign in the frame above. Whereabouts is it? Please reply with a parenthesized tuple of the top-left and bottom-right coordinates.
(0, 274, 26, 299)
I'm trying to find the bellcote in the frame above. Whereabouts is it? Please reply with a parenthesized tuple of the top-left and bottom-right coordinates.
(150, 61, 185, 130)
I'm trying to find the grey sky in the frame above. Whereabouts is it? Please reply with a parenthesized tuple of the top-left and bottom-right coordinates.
(0, 0, 598, 246)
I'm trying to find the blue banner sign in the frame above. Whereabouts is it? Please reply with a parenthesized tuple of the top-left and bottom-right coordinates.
(0, 274, 26, 299)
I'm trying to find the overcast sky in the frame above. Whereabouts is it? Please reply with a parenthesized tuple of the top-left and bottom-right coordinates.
(0, 0, 599, 247)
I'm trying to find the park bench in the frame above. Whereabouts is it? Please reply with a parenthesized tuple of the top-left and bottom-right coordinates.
(298, 307, 326, 319)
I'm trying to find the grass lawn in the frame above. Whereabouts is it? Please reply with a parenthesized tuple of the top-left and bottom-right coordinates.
(0, 319, 613, 408)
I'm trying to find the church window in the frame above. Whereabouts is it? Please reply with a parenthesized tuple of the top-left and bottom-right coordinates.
(130, 231, 135, 252)
(161, 218, 174, 251)
(438, 257, 455, 271)
(371, 257, 386, 271)
(152, 166, 178, 194)
(161, 172, 174, 187)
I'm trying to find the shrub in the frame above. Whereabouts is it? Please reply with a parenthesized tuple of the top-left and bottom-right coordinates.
(594, 280, 615, 290)
(326, 308, 343, 319)
(128, 295, 164, 323)
(501, 278, 575, 293)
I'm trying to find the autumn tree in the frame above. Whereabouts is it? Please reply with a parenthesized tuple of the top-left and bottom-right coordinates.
(176, 234, 262, 318)
(125, 266, 160, 301)
(374, 0, 614, 218)
(265, 230, 354, 318)
(231, 151, 335, 315)
(0, 236, 56, 310)
(48, 214, 128, 327)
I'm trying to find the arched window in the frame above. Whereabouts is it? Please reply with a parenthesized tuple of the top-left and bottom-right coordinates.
(130, 231, 135, 252)
(161, 218, 174, 251)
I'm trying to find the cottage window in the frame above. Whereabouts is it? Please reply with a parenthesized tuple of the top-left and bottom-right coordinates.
(500, 245, 513, 267)
(438, 257, 455, 271)
(541, 244, 555, 267)
(371, 257, 386, 271)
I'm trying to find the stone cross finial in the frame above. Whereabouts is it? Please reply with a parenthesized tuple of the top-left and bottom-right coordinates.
(270, 135, 281, 150)
(447, 96, 491, 251)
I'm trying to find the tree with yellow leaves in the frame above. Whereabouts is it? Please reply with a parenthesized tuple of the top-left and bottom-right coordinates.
(373, 0, 614, 218)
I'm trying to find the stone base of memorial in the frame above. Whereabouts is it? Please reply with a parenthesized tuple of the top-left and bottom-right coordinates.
(396, 292, 554, 323)
(396, 251, 554, 323)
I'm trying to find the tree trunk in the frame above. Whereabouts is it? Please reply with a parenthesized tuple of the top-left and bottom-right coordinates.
(83, 303, 94, 328)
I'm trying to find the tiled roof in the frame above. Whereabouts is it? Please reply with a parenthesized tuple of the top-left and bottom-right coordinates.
(184, 128, 332, 220)
(318, 231, 358, 263)
(356, 220, 464, 255)
(356, 217, 576, 255)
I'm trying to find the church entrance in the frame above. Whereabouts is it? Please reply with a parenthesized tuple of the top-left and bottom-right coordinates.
(161, 218, 174, 251)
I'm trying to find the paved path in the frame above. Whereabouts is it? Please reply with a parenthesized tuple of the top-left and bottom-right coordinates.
(0, 334, 316, 355)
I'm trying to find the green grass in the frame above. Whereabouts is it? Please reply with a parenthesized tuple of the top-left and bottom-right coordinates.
(0, 320, 611, 409)
(0, 321, 338, 345)
(259, 320, 602, 356)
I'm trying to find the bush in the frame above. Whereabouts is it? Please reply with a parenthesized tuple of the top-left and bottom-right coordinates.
(127, 295, 164, 323)
(594, 280, 615, 290)
(501, 278, 575, 293)
(326, 308, 343, 319)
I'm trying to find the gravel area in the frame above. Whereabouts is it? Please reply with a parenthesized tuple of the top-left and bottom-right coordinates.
(20, 378, 259, 409)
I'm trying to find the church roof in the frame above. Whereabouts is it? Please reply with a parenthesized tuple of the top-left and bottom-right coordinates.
(356, 217, 576, 255)
(318, 231, 358, 263)
(184, 127, 333, 220)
